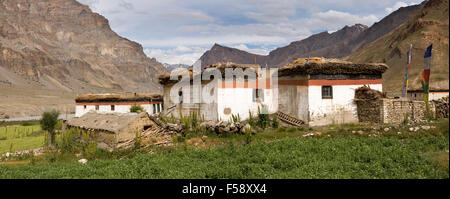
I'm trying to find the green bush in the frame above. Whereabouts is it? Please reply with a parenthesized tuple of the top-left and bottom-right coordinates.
(40, 110, 60, 145)
(257, 105, 270, 130)
(271, 117, 279, 128)
(130, 104, 145, 113)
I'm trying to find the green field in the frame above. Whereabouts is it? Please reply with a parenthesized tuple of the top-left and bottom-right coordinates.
(0, 119, 448, 179)
(0, 122, 45, 154)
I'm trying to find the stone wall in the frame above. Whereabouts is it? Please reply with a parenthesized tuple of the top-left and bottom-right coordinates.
(355, 99, 382, 123)
(356, 98, 435, 124)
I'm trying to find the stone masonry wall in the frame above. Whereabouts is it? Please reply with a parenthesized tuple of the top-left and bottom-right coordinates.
(355, 99, 382, 123)
(356, 98, 435, 124)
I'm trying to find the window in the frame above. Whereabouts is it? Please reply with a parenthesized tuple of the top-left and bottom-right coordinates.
(252, 89, 264, 102)
(179, 91, 183, 104)
(153, 104, 156, 114)
(111, 105, 115, 111)
(322, 86, 333, 99)
(157, 104, 161, 113)
(95, 105, 99, 110)
(83, 105, 87, 109)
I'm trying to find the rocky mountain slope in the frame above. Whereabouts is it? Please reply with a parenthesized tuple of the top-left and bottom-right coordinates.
(348, 0, 449, 93)
(0, 0, 166, 118)
(199, 3, 421, 68)
(0, 0, 166, 93)
(163, 63, 191, 71)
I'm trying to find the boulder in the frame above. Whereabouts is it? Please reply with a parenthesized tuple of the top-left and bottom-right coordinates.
(78, 159, 88, 164)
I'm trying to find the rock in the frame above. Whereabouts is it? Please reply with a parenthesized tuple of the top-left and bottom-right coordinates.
(314, 132, 322, 136)
(421, 126, 431, 130)
(5, 152, 10, 158)
(397, 132, 401, 134)
(201, 135, 208, 140)
(414, 127, 420, 132)
(303, 132, 315, 137)
(352, 131, 356, 134)
(240, 124, 252, 133)
(78, 159, 88, 164)
(229, 123, 236, 130)
(357, 130, 365, 135)
(384, 127, 390, 132)
(409, 127, 414, 132)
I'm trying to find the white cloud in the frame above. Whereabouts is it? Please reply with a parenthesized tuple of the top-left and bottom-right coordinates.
(302, 10, 379, 31)
(385, 1, 421, 13)
(144, 47, 207, 65)
(75, 0, 420, 64)
(231, 44, 270, 55)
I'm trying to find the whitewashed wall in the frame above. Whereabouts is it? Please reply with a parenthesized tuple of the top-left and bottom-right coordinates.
(308, 84, 382, 126)
(408, 91, 449, 101)
(217, 87, 277, 121)
(75, 103, 162, 117)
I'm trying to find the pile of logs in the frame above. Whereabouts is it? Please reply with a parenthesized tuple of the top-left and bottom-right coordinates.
(432, 96, 449, 118)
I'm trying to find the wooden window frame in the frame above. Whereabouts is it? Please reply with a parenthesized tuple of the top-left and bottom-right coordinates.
(322, 86, 333, 99)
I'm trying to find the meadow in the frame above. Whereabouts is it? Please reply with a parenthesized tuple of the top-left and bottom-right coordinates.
(0, 121, 45, 154)
(0, 119, 448, 179)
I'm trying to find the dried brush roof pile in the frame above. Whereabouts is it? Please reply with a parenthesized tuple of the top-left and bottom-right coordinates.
(279, 59, 388, 76)
(158, 62, 259, 85)
(355, 86, 386, 100)
(76, 93, 162, 103)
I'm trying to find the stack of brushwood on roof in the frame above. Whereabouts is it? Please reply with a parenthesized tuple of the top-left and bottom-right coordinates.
(76, 93, 162, 103)
(158, 62, 259, 85)
(355, 86, 386, 100)
(158, 68, 194, 85)
(432, 96, 449, 118)
(279, 59, 388, 76)
(354, 86, 386, 123)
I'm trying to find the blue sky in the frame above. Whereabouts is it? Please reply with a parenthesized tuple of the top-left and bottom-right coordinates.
(77, 0, 422, 65)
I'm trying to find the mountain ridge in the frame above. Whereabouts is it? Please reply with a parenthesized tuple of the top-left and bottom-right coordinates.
(198, 3, 421, 68)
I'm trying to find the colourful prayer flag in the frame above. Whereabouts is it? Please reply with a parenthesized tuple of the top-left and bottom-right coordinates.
(421, 44, 432, 95)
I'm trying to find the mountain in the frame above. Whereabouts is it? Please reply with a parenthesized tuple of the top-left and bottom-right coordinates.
(0, 0, 166, 118)
(348, 0, 449, 93)
(198, 3, 421, 68)
(163, 63, 191, 71)
(0, 0, 166, 93)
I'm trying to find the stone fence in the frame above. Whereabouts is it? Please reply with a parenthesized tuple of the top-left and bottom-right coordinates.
(355, 98, 436, 124)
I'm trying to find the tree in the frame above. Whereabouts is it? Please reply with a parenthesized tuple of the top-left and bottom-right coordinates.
(40, 110, 60, 145)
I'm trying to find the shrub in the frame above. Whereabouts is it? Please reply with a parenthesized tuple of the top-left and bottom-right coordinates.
(134, 131, 142, 150)
(271, 117, 279, 128)
(248, 110, 255, 127)
(257, 105, 270, 130)
(40, 110, 60, 145)
(130, 104, 145, 113)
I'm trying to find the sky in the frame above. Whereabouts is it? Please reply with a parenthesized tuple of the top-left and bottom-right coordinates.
(77, 0, 422, 65)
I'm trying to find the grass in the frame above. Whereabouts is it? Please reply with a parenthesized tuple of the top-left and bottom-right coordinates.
(0, 124, 44, 154)
(0, 136, 447, 179)
(0, 119, 447, 179)
(0, 119, 448, 179)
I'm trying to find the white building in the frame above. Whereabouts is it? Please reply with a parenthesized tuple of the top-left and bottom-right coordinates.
(407, 89, 449, 101)
(159, 60, 388, 126)
(75, 93, 163, 117)
(277, 59, 388, 126)
(159, 63, 278, 122)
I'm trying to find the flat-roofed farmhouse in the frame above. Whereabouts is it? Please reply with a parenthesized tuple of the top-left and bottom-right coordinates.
(75, 93, 163, 117)
(277, 59, 388, 126)
(159, 62, 278, 122)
